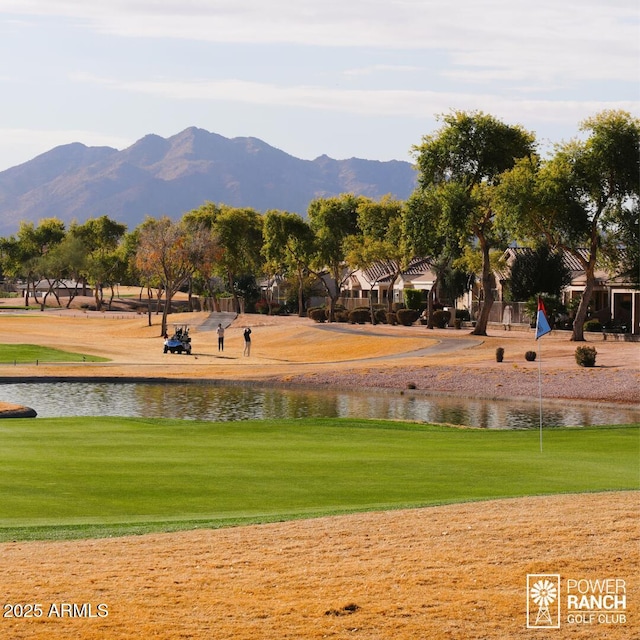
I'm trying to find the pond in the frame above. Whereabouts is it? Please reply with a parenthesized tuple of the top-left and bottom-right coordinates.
(0, 381, 637, 429)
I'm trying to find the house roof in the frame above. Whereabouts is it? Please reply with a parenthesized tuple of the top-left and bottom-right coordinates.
(362, 257, 434, 284)
(500, 246, 611, 285)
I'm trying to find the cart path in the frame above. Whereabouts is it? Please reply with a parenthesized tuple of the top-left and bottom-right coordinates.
(197, 311, 238, 331)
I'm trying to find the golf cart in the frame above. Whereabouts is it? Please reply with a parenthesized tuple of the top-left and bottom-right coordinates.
(163, 324, 192, 355)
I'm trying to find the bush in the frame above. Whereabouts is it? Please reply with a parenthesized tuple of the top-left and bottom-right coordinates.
(403, 289, 423, 311)
(584, 319, 602, 332)
(374, 308, 387, 324)
(431, 309, 451, 329)
(455, 308, 471, 321)
(348, 308, 370, 324)
(397, 308, 420, 326)
(525, 350, 537, 362)
(334, 309, 350, 322)
(308, 308, 327, 323)
(255, 299, 281, 315)
(385, 311, 397, 325)
(496, 347, 504, 362)
(575, 345, 597, 367)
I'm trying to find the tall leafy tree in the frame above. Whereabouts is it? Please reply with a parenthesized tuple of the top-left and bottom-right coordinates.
(71, 215, 127, 311)
(344, 195, 408, 317)
(411, 111, 536, 335)
(307, 194, 363, 321)
(213, 206, 264, 314)
(508, 244, 572, 302)
(135, 216, 211, 336)
(498, 110, 640, 340)
(262, 210, 315, 317)
(6, 218, 67, 306)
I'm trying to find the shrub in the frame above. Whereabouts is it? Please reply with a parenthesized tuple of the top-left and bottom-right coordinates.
(334, 309, 350, 322)
(525, 350, 537, 361)
(348, 308, 370, 324)
(255, 300, 282, 315)
(431, 309, 451, 329)
(374, 308, 387, 324)
(575, 346, 597, 367)
(308, 308, 327, 323)
(455, 308, 471, 321)
(496, 347, 504, 362)
(385, 312, 397, 325)
(584, 319, 602, 332)
(403, 289, 423, 311)
(397, 308, 420, 326)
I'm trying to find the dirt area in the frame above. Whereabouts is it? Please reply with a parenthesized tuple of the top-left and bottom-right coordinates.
(0, 301, 638, 638)
(0, 301, 637, 403)
(1, 492, 637, 639)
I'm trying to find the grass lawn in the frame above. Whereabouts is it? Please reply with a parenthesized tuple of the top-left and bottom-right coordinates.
(0, 417, 637, 541)
(0, 343, 108, 363)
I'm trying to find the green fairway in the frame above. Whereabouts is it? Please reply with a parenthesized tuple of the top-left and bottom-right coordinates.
(0, 343, 108, 363)
(0, 417, 637, 541)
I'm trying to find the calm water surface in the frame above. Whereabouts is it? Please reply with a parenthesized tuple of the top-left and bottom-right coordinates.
(1, 382, 637, 429)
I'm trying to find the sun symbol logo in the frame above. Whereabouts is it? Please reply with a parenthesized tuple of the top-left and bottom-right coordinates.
(530, 578, 558, 625)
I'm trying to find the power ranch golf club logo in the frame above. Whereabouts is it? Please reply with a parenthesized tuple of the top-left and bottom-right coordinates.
(526, 574, 628, 629)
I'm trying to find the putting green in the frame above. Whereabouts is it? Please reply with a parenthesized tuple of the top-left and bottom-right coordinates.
(0, 417, 637, 540)
(0, 343, 108, 363)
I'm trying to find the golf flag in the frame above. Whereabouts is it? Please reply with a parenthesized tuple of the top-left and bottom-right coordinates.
(535, 298, 552, 340)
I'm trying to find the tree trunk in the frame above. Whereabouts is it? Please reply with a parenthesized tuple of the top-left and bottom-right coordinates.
(571, 268, 595, 342)
(187, 278, 194, 312)
(161, 293, 173, 337)
(472, 240, 494, 336)
(297, 266, 305, 317)
(426, 283, 437, 329)
(94, 282, 103, 312)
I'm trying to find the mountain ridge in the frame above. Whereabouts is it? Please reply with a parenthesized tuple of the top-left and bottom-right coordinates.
(0, 127, 416, 234)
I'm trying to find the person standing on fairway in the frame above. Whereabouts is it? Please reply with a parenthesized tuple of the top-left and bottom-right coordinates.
(216, 323, 225, 351)
(243, 327, 252, 356)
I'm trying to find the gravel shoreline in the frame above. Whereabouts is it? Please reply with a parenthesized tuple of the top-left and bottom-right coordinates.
(280, 364, 640, 405)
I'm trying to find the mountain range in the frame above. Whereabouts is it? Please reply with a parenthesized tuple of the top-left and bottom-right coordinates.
(0, 127, 417, 234)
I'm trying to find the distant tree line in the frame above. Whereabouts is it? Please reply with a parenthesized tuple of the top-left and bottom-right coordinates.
(0, 109, 637, 340)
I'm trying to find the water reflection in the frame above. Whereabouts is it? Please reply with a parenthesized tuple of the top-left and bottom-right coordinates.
(1, 382, 637, 429)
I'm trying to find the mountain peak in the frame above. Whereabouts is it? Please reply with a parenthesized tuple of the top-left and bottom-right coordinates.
(0, 128, 416, 234)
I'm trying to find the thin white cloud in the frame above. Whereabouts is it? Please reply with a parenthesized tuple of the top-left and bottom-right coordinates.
(70, 73, 639, 127)
(343, 65, 422, 77)
(2, 0, 638, 84)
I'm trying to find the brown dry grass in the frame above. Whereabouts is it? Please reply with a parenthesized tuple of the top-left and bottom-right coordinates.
(0, 305, 638, 639)
(1, 492, 637, 640)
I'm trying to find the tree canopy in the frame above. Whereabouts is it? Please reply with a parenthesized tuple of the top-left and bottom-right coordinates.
(411, 110, 536, 335)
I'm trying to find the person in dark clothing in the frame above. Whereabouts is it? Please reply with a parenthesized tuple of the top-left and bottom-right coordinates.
(216, 323, 225, 351)
(243, 327, 252, 356)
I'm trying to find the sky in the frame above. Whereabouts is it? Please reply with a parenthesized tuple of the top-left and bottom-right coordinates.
(0, 0, 638, 172)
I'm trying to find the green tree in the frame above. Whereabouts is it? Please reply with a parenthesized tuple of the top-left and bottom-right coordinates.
(8, 219, 67, 306)
(411, 111, 536, 335)
(344, 195, 408, 318)
(71, 215, 127, 311)
(307, 194, 362, 321)
(262, 210, 315, 317)
(508, 245, 572, 302)
(213, 206, 264, 314)
(498, 110, 640, 340)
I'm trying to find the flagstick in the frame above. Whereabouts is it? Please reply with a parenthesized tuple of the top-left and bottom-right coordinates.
(537, 341, 543, 452)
